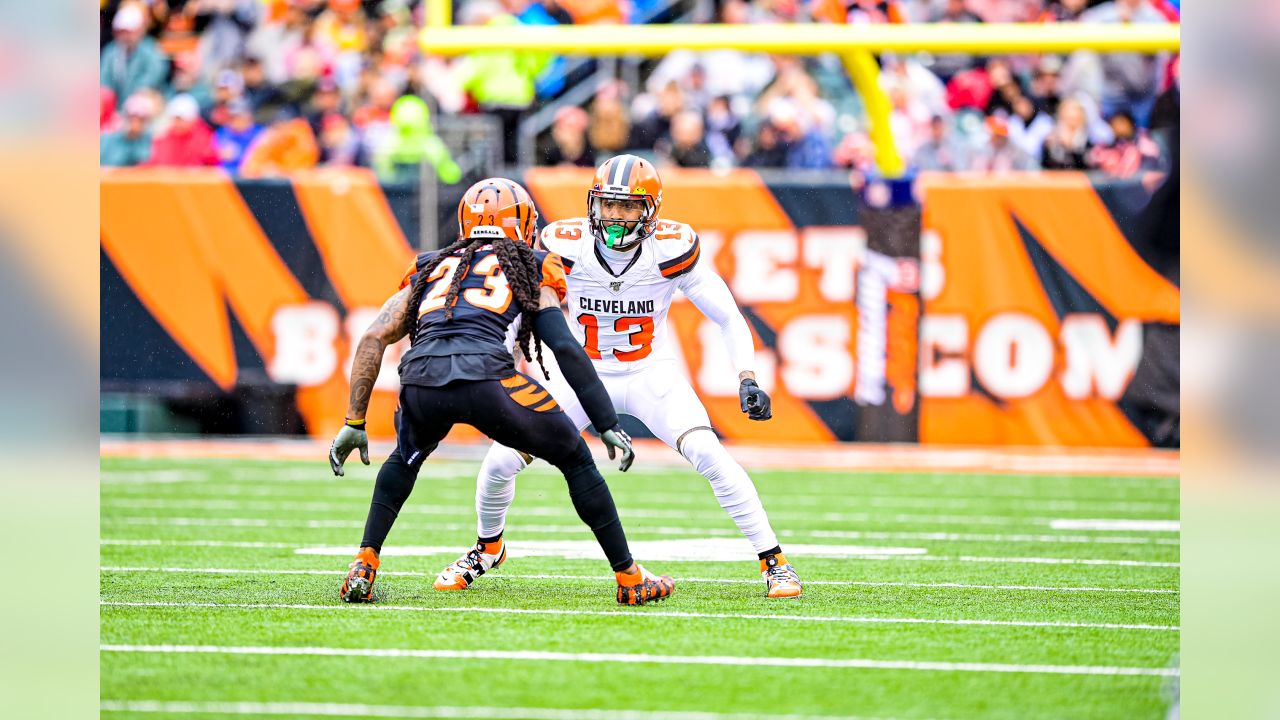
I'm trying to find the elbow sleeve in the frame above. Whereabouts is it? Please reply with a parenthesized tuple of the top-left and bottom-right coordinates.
(533, 308, 619, 433)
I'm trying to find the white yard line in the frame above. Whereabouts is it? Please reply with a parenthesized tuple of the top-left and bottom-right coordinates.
(899, 556, 1179, 568)
(1049, 519, 1180, 532)
(100, 436, 1179, 476)
(101, 516, 1178, 545)
(807, 530, 1177, 546)
(100, 498, 1181, 531)
(99, 644, 1180, 676)
(103, 484, 1179, 514)
(99, 538, 1180, 567)
(99, 601, 1178, 632)
(98, 567, 1178, 595)
(101, 539, 301, 549)
(99, 700, 894, 720)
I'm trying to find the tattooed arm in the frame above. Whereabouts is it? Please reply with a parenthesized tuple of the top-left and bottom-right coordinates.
(345, 286, 413, 421)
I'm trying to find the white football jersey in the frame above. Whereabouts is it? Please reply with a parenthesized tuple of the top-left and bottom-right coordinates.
(540, 217, 703, 373)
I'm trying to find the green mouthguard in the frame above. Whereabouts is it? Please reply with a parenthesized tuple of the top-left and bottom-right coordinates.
(604, 224, 627, 248)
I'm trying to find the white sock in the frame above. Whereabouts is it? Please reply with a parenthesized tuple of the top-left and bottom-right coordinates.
(476, 444, 527, 539)
(680, 431, 780, 554)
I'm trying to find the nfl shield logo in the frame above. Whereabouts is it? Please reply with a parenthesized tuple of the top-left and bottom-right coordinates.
(610, 281, 623, 292)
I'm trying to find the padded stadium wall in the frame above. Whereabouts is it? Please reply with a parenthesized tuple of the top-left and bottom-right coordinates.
(100, 167, 1179, 447)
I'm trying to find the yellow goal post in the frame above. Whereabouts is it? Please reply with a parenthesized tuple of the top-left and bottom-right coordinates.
(418, 18, 1180, 177)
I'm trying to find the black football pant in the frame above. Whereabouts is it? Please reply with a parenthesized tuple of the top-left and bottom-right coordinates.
(358, 373, 634, 571)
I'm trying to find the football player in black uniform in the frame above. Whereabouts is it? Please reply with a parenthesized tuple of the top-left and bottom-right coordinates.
(329, 178, 674, 606)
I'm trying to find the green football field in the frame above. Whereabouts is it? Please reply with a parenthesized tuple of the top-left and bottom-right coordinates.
(100, 452, 1179, 720)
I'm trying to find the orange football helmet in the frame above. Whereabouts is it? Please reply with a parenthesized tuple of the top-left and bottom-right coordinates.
(457, 178, 539, 246)
(588, 154, 663, 250)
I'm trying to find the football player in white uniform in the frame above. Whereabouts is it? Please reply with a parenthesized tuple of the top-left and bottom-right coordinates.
(435, 155, 802, 598)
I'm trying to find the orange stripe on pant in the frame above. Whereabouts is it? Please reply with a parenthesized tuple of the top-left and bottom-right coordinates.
(509, 385, 550, 408)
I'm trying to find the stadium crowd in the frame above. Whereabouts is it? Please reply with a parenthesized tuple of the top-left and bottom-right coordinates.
(100, 0, 1179, 179)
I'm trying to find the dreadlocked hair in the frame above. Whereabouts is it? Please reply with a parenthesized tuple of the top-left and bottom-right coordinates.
(400, 235, 469, 345)
(398, 234, 550, 380)
(489, 235, 550, 380)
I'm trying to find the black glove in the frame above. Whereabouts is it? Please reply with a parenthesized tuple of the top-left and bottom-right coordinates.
(600, 425, 635, 472)
(739, 378, 772, 421)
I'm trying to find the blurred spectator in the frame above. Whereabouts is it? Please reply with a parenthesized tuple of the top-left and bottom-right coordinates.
(929, 0, 984, 81)
(542, 106, 595, 167)
(240, 116, 320, 177)
(814, 0, 910, 24)
(101, 87, 119, 130)
(1028, 56, 1064, 117)
(771, 102, 834, 169)
(704, 96, 742, 165)
(945, 64, 994, 112)
(372, 96, 463, 184)
(682, 65, 712, 116)
(281, 14, 339, 85)
(912, 115, 967, 172)
(101, 5, 170, 108)
(203, 69, 245, 130)
(1087, 110, 1163, 176)
(588, 82, 632, 155)
(318, 113, 363, 167)
(215, 99, 262, 173)
(659, 111, 713, 168)
(644, 2, 775, 102)
(1040, 0, 1089, 22)
(630, 81, 685, 150)
(1080, 0, 1169, 125)
(881, 57, 949, 119)
(313, 0, 368, 88)
(194, 0, 260, 77)
(101, 94, 158, 167)
(306, 77, 345, 137)
(558, 0, 626, 24)
(1148, 59, 1179, 156)
(983, 59, 1023, 116)
(886, 83, 931, 161)
(742, 121, 789, 168)
(245, 1, 313, 84)
(1008, 95, 1055, 158)
(147, 94, 219, 167)
(353, 77, 400, 134)
(1041, 97, 1092, 170)
(275, 47, 325, 117)
(973, 115, 1039, 172)
(505, 0, 572, 99)
(452, 3, 550, 165)
(242, 57, 286, 125)
(833, 130, 877, 173)
(169, 51, 214, 110)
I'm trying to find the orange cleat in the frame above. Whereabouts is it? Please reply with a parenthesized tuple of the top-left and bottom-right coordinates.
(341, 547, 379, 603)
(434, 538, 507, 591)
(616, 564, 675, 605)
(761, 553, 802, 598)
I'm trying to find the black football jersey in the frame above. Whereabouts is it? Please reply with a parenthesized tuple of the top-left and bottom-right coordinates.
(397, 246, 567, 387)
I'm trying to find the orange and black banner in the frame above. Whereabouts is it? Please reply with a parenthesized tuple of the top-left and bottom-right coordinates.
(102, 168, 1178, 447)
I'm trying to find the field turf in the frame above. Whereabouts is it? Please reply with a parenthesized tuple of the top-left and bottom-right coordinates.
(100, 452, 1179, 720)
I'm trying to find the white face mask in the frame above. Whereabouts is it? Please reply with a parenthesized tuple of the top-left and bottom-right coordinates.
(589, 196, 649, 251)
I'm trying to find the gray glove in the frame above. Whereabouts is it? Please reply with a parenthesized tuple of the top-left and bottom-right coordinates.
(600, 425, 635, 472)
(329, 423, 370, 476)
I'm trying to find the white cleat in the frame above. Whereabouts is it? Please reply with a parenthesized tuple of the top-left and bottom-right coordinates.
(761, 553, 803, 598)
(434, 539, 507, 591)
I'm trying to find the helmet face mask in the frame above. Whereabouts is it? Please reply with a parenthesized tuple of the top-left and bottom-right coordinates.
(588, 154, 664, 252)
(589, 195, 651, 251)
